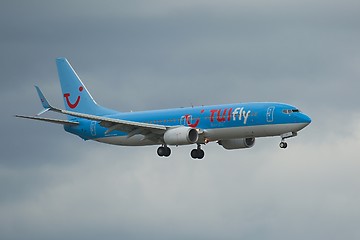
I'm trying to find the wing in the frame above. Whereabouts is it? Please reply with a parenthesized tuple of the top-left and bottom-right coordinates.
(15, 115, 79, 126)
(17, 86, 168, 142)
(53, 108, 168, 140)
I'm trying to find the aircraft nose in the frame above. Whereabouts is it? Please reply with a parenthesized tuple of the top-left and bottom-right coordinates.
(300, 113, 312, 125)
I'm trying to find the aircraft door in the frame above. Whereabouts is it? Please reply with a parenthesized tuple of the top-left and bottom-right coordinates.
(266, 106, 275, 122)
(180, 115, 192, 126)
(90, 121, 97, 136)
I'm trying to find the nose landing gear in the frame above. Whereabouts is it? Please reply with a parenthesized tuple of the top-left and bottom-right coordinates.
(279, 141, 288, 149)
(279, 132, 297, 149)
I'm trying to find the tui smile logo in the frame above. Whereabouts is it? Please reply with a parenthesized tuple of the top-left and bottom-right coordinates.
(64, 86, 83, 109)
(184, 114, 200, 128)
(182, 109, 205, 128)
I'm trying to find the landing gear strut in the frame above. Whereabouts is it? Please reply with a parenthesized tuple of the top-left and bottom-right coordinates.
(157, 145, 171, 157)
(279, 132, 297, 149)
(191, 145, 205, 159)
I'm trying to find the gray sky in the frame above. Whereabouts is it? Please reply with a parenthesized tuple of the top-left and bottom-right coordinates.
(1, 0, 360, 239)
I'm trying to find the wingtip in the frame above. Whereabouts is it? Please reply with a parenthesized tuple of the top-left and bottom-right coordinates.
(34, 86, 52, 110)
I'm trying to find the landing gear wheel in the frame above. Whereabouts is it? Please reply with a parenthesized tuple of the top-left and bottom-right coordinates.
(279, 142, 288, 149)
(157, 146, 165, 156)
(157, 146, 171, 157)
(197, 149, 204, 159)
(191, 147, 205, 159)
(164, 147, 171, 157)
(191, 149, 198, 159)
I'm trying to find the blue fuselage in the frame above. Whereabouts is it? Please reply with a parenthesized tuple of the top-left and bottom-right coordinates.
(64, 102, 311, 146)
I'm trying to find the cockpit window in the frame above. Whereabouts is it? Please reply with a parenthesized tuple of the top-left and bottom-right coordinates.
(282, 109, 291, 114)
(282, 109, 300, 114)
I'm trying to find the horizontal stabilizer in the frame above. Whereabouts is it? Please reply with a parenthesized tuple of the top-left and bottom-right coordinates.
(15, 115, 79, 126)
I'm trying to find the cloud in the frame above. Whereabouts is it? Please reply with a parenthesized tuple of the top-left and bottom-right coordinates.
(1, 119, 360, 239)
(1, 0, 360, 239)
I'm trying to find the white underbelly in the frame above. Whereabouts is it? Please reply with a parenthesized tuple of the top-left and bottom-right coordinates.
(204, 123, 307, 140)
(93, 123, 307, 146)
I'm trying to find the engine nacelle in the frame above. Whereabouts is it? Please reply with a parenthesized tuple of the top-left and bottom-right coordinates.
(163, 127, 199, 145)
(218, 138, 255, 150)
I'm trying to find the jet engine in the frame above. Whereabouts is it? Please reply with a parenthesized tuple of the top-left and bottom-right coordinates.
(164, 127, 199, 145)
(218, 137, 255, 150)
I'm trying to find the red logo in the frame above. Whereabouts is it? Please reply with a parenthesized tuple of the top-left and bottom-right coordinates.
(184, 109, 204, 128)
(209, 108, 233, 122)
(64, 86, 83, 109)
(184, 114, 200, 128)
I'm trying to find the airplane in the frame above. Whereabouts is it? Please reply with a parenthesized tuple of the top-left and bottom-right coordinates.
(16, 58, 311, 159)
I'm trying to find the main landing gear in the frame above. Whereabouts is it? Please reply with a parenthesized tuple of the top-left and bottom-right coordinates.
(157, 145, 171, 157)
(191, 145, 205, 159)
(157, 144, 205, 159)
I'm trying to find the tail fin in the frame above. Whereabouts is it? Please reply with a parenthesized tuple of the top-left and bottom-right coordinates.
(56, 58, 115, 117)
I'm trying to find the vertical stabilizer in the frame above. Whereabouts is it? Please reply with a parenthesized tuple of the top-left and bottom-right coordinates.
(56, 58, 115, 117)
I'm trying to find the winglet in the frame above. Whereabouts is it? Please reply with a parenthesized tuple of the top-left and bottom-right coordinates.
(35, 86, 52, 115)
